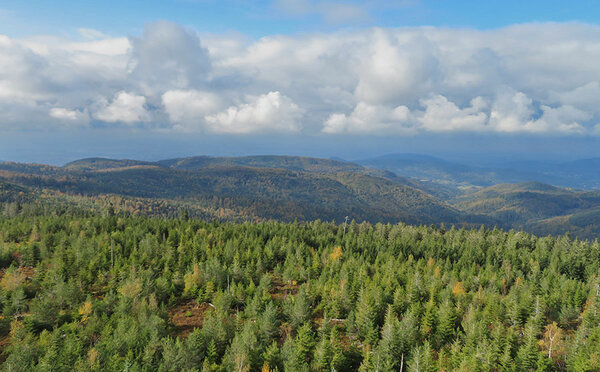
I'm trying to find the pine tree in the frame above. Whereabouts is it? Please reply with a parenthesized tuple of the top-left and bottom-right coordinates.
(328, 326, 347, 371)
(296, 322, 316, 365)
(313, 333, 333, 371)
(355, 287, 380, 345)
(377, 305, 402, 370)
(259, 302, 280, 342)
(358, 346, 376, 372)
(407, 342, 434, 372)
(436, 299, 456, 347)
(420, 298, 437, 340)
(262, 341, 282, 372)
(282, 336, 306, 372)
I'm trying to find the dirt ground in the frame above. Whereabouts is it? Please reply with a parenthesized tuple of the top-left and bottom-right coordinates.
(168, 301, 211, 339)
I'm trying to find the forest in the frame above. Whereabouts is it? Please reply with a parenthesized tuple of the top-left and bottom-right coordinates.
(7, 155, 600, 239)
(1, 202, 600, 371)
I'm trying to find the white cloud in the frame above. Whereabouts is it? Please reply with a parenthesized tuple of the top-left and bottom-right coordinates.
(323, 102, 412, 134)
(94, 91, 150, 123)
(77, 28, 107, 40)
(487, 91, 588, 133)
(552, 81, 600, 113)
(324, 93, 587, 134)
(419, 95, 488, 132)
(205, 91, 303, 134)
(130, 21, 211, 96)
(49, 107, 90, 124)
(488, 91, 534, 133)
(0, 35, 50, 102)
(2, 22, 600, 135)
(528, 104, 588, 134)
(354, 29, 438, 105)
(162, 89, 222, 129)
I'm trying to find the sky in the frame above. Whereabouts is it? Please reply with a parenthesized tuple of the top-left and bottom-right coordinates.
(2, 0, 600, 164)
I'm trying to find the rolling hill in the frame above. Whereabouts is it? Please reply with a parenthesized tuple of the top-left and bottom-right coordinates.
(358, 153, 600, 191)
(357, 153, 543, 191)
(0, 156, 482, 225)
(0, 180, 33, 203)
(4, 155, 600, 239)
(451, 182, 600, 239)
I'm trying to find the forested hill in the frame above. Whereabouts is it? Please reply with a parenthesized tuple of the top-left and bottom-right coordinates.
(452, 182, 600, 239)
(0, 157, 481, 226)
(5, 156, 600, 238)
(0, 181, 32, 203)
(158, 155, 367, 173)
(62, 155, 366, 173)
(0, 213, 599, 370)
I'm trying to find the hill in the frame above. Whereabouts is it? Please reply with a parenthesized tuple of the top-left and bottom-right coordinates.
(159, 155, 366, 173)
(5, 155, 600, 238)
(359, 153, 600, 191)
(159, 155, 456, 200)
(0, 180, 33, 203)
(63, 157, 156, 171)
(451, 182, 600, 238)
(357, 153, 541, 191)
(0, 157, 482, 225)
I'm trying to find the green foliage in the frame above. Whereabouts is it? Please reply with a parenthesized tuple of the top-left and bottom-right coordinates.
(0, 209, 599, 370)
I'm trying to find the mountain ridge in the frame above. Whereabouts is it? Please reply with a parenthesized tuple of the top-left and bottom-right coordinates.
(0, 156, 485, 226)
(3, 154, 600, 239)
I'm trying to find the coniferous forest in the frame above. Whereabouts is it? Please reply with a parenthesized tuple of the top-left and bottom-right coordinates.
(1, 204, 600, 371)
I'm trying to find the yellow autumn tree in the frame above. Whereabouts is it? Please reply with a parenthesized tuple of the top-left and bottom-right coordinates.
(452, 281, 466, 296)
(329, 246, 343, 262)
(515, 276, 523, 287)
(79, 301, 93, 323)
(540, 321, 564, 360)
(119, 279, 143, 299)
(0, 268, 26, 291)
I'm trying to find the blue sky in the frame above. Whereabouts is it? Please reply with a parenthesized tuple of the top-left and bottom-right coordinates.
(3, 0, 600, 38)
(2, 1, 600, 164)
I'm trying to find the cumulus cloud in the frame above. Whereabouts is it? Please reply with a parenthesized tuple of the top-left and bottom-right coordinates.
(418, 95, 488, 132)
(162, 89, 222, 129)
(0, 35, 51, 103)
(354, 29, 438, 105)
(487, 90, 588, 134)
(205, 91, 303, 134)
(323, 95, 489, 134)
(130, 21, 211, 96)
(94, 91, 150, 123)
(323, 102, 412, 134)
(3, 22, 600, 135)
(49, 108, 90, 124)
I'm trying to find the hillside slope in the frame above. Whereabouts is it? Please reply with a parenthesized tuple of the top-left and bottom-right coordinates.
(0, 158, 483, 225)
(359, 153, 600, 191)
(452, 182, 600, 238)
(8, 156, 600, 238)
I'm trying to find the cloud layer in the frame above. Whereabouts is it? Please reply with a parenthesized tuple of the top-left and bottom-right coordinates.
(2, 21, 600, 135)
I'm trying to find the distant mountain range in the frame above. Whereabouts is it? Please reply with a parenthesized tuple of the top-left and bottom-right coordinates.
(357, 153, 600, 190)
(2, 154, 600, 239)
(451, 182, 600, 238)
